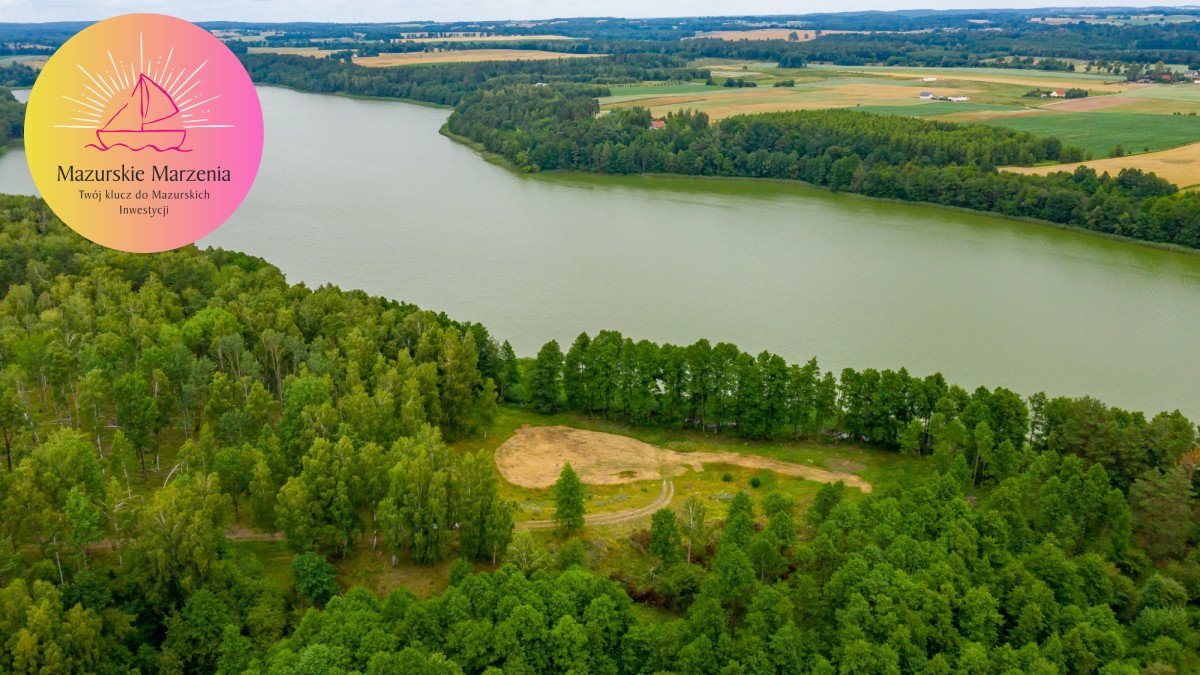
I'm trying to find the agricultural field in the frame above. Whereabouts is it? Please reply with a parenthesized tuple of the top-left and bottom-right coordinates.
(247, 46, 342, 58)
(600, 61, 1200, 169)
(403, 34, 579, 43)
(981, 111, 1200, 160)
(1006, 140, 1200, 188)
(0, 54, 47, 69)
(355, 49, 598, 66)
(692, 28, 820, 41)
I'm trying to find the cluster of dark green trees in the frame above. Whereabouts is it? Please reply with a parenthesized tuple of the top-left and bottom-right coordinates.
(523, 330, 1194, 494)
(0, 87, 23, 151)
(0, 63, 37, 88)
(0, 195, 515, 669)
(445, 85, 1200, 249)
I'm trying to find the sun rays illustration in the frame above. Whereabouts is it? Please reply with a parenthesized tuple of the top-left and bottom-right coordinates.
(56, 31, 234, 152)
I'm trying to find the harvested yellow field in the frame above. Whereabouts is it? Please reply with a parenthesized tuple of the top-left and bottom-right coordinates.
(355, 50, 598, 67)
(494, 425, 872, 492)
(405, 34, 577, 43)
(607, 83, 961, 119)
(833, 67, 1136, 93)
(1042, 95, 1149, 112)
(697, 29, 819, 41)
(247, 46, 340, 58)
(1006, 141, 1200, 188)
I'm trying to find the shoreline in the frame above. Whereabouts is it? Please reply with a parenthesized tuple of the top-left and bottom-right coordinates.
(439, 121, 1200, 258)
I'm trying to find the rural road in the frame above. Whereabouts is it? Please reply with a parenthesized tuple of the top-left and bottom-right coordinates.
(517, 479, 675, 530)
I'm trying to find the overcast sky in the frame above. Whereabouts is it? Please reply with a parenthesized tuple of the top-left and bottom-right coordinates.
(2, 0, 1194, 24)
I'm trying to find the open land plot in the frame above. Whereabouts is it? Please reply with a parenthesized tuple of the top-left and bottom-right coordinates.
(1006, 140, 1200, 188)
(247, 46, 341, 58)
(355, 50, 599, 66)
(494, 424, 872, 492)
(1110, 85, 1200, 103)
(0, 55, 48, 69)
(694, 29, 820, 41)
(1042, 95, 1154, 112)
(806, 63, 1130, 91)
(983, 112, 1200, 159)
(602, 81, 978, 119)
(405, 34, 579, 43)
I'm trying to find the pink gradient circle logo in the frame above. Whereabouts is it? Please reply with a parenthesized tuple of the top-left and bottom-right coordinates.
(25, 14, 263, 253)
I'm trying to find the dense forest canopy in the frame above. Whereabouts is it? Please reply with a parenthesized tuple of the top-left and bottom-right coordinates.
(2, 9, 1200, 671)
(0, 194, 1197, 672)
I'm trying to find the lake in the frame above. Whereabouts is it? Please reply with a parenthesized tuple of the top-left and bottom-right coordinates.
(3, 86, 1199, 418)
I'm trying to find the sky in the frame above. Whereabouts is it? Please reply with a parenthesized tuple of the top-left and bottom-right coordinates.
(3, 0, 1196, 24)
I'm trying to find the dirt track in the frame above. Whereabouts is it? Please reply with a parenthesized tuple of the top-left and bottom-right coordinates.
(516, 479, 675, 530)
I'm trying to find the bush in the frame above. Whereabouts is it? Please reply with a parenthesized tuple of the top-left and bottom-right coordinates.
(721, 473, 734, 482)
(292, 552, 339, 606)
(749, 476, 762, 488)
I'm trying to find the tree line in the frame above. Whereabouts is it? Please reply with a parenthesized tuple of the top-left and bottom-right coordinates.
(520, 330, 1195, 495)
(239, 51, 707, 106)
(0, 88, 23, 152)
(447, 84, 1200, 250)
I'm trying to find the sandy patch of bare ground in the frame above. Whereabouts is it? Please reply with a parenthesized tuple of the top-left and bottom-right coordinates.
(494, 425, 872, 492)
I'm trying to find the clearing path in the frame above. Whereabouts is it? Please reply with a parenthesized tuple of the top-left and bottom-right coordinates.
(517, 479, 675, 530)
(495, 425, 872, 492)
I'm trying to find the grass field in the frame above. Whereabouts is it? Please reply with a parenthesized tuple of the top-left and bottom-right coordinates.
(0, 55, 48, 70)
(355, 50, 598, 67)
(1007, 140, 1200, 188)
(983, 112, 1200, 159)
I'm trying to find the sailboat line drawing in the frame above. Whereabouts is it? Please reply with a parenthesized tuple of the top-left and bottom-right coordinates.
(86, 73, 190, 152)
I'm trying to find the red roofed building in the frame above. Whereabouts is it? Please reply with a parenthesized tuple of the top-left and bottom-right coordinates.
(649, 119, 666, 129)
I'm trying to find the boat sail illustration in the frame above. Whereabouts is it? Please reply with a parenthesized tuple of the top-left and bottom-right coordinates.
(92, 73, 188, 152)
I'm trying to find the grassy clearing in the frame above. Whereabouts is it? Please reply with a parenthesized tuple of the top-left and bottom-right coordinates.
(228, 540, 295, 596)
(470, 406, 925, 496)
(337, 546, 464, 599)
(355, 50, 598, 67)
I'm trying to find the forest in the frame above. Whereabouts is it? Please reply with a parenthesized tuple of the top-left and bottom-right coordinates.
(0, 192, 1198, 673)
(0, 87, 23, 152)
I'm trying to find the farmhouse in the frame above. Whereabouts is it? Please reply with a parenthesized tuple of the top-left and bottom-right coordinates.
(1049, 89, 1066, 98)
(918, 91, 934, 99)
(649, 119, 666, 130)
